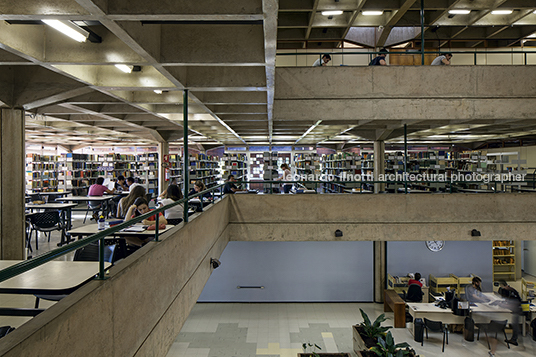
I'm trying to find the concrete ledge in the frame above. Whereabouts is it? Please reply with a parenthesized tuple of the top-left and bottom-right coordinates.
(0, 197, 230, 357)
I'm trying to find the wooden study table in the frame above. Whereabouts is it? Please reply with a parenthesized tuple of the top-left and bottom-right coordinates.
(68, 223, 175, 239)
(0, 260, 111, 316)
(25, 202, 77, 230)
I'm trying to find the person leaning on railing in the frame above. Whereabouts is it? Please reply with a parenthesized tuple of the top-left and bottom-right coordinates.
(431, 52, 452, 66)
(312, 54, 331, 67)
(369, 48, 388, 66)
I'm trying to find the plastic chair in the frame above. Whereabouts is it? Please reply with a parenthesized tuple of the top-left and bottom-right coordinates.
(34, 242, 116, 308)
(26, 211, 66, 251)
(476, 320, 510, 350)
(84, 201, 103, 223)
(423, 318, 448, 352)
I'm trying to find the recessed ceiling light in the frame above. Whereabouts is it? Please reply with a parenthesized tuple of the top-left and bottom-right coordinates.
(115, 64, 132, 73)
(491, 10, 513, 15)
(362, 11, 383, 16)
(448, 10, 471, 15)
(42, 19, 89, 42)
(322, 10, 343, 16)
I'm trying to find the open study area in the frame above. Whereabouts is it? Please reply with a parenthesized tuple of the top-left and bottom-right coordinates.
(3, 1, 536, 357)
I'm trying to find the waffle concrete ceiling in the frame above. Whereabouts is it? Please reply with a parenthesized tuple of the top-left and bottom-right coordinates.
(0, 0, 535, 149)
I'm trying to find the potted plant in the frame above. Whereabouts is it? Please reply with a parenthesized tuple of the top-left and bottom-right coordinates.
(353, 309, 392, 352)
(358, 332, 418, 357)
(297, 342, 351, 357)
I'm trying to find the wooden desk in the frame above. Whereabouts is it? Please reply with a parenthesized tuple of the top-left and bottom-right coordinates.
(0, 260, 111, 295)
(25, 202, 77, 231)
(68, 223, 175, 239)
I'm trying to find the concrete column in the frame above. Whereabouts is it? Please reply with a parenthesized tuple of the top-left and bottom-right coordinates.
(373, 140, 385, 193)
(158, 141, 170, 195)
(374, 241, 386, 303)
(0, 108, 26, 259)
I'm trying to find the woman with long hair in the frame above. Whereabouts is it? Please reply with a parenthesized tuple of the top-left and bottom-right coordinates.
(117, 185, 146, 218)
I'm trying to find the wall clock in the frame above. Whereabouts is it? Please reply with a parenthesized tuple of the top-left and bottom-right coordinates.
(425, 240, 445, 252)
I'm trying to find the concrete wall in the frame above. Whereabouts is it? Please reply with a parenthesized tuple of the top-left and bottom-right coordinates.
(227, 194, 536, 242)
(198, 241, 374, 302)
(0, 198, 230, 357)
(387, 241, 494, 291)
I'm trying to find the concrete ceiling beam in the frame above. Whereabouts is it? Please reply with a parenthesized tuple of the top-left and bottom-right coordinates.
(376, 0, 417, 48)
(165, 66, 267, 88)
(192, 91, 267, 105)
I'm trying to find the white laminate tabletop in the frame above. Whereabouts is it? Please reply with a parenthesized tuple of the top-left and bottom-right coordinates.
(59, 196, 114, 202)
(25, 203, 78, 210)
(68, 223, 174, 237)
(0, 260, 110, 294)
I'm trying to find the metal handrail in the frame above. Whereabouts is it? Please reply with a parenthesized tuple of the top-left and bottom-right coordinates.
(0, 183, 226, 284)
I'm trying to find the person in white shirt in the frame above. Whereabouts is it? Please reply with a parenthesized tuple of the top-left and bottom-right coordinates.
(157, 184, 183, 220)
(431, 53, 452, 66)
(312, 54, 331, 67)
(127, 176, 143, 192)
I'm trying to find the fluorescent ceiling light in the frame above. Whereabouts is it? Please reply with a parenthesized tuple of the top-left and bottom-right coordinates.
(362, 11, 383, 16)
(491, 10, 513, 15)
(115, 64, 132, 73)
(321, 10, 343, 16)
(528, 32, 536, 38)
(153, 89, 163, 94)
(42, 19, 88, 42)
(448, 9, 471, 15)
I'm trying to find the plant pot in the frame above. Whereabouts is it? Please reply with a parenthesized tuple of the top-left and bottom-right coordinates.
(352, 324, 378, 353)
(298, 352, 351, 357)
(356, 349, 419, 357)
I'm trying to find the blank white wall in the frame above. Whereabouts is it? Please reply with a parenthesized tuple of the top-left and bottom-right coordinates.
(198, 241, 374, 302)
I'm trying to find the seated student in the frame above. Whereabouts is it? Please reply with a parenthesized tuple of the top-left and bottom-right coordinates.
(188, 180, 212, 199)
(88, 177, 115, 220)
(127, 176, 143, 192)
(114, 175, 129, 192)
(223, 174, 245, 194)
(312, 54, 331, 67)
(117, 185, 146, 219)
(465, 276, 490, 303)
(408, 272, 423, 287)
(88, 177, 115, 196)
(125, 197, 167, 226)
(369, 48, 388, 66)
(157, 184, 183, 220)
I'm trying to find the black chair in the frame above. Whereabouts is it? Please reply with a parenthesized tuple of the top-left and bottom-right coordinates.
(84, 201, 103, 223)
(26, 211, 66, 251)
(34, 242, 116, 308)
(476, 320, 510, 350)
(422, 318, 448, 352)
(166, 218, 183, 225)
(404, 284, 424, 302)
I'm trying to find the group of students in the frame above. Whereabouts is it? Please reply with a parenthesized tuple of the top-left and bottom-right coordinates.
(313, 50, 452, 67)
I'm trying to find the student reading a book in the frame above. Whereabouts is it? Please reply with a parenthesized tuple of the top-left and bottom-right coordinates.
(125, 197, 167, 226)
(223, 175, 246, 194)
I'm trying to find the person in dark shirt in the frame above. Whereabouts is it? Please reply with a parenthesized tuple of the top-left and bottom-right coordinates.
(369, 48, 388, 66)
(115, 175, 128, 191)
(223, 175, 245, 194)
(498, 280, 521, 346)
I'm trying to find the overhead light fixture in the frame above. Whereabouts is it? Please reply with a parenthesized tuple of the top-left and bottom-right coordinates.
(115, 64, 133, 73)
(321, 10, 343, 16)
(448, 9, 471, 15)
(295, 120, 322, 144)
(42, 19, 89, 42)
(491, 10, 513, 15)
(154, 89, 163, 94)
(114, 64, 141, 73)
(362, 11, 383, 16)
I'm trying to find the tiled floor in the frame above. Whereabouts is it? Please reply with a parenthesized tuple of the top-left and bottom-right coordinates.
(167, 303, 536, 357)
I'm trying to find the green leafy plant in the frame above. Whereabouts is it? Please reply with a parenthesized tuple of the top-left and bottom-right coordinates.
(302, 342, 321, 357)
(369, 332, 412, 357)
(359, 308, 392, 339)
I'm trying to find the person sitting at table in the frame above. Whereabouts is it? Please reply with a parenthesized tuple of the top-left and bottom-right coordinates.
(127, 176, 143, 192)
(157, 184, 183, 220)
(117, 186, 146, 219)
(223, 175, 245, 194)
(408, 272, 423, 287)
(465, 276, 490, 303)
(114, 175, 129, 192)
(88, 177, 115, 220)
(188, 181, 212, 199)
(125, 197, 167, 226)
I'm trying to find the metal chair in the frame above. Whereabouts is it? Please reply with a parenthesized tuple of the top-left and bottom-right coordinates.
(476, 320, 510, 350)
(422, 318, 448, 352)
(34, 242, 116, 308)
(84, 201, 103, 223)
(26, 211, 66, 251)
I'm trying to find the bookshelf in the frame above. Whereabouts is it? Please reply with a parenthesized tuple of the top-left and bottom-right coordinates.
(492, 240, 518, 281)
(25, 154, 59, 191)
(293, 152, 319, 189)
(188, 153, 221, 190)
(262, 152, 279, 193)
(222, 153, 248, 182)
(320, 152, 363, 193)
